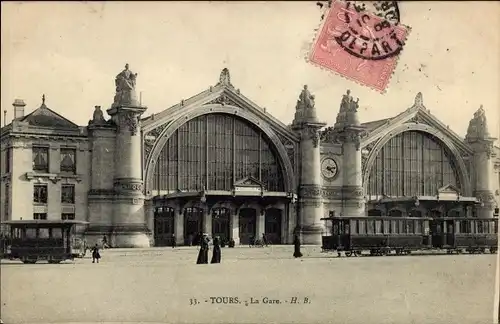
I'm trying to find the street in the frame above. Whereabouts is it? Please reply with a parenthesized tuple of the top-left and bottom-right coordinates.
(1, 246, 496, 324)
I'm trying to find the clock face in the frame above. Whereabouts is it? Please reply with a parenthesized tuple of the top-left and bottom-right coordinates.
(321, 158, 338, 180)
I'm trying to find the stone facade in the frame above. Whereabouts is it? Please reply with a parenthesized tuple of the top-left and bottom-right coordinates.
(1, 69, 499, 247)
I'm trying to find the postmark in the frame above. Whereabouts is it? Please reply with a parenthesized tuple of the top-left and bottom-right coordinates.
(308, 0, 411, 92)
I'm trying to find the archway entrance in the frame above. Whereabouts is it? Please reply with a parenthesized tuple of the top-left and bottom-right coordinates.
(154, 207, 174, 246)
(265, 208, 282, 244)
(184, 207, 203, 245)
(212, 207, 230, 242)
(239, 208, 256, 245)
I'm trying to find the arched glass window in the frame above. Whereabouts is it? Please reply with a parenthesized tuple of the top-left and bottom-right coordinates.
(152, 114, 285, 192)
(367, 131, 460, 197)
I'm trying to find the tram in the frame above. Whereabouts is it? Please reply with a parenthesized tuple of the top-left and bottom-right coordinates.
(0, 220, 89, 264)
(320, 216, 498, 257)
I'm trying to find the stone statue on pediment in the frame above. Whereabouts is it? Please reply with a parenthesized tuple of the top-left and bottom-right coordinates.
(291, 85, 319, 125)
(296, 85, 315, 110)
(113, 64, 139, 107)
(90, 106, 107, 125)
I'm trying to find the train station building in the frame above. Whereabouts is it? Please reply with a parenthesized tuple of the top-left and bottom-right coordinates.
(1, 66, 499, 247)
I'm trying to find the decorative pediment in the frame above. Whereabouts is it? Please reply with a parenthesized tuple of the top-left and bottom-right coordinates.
(436, 184, 461, 200)
(234, 176, 265, 189)
(204, 91, 243, 108)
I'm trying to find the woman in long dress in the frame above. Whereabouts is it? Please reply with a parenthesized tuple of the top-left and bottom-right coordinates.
(196, 235, 209, 264)
(211, 236, 221, 264)
(293, 234, 303, 258)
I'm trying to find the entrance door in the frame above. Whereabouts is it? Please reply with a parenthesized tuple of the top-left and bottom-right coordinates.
(239, 208, 256, 245)
(265, 208, 282, 244)
(154, 207, 175, 247)
(429, 210, 443, 248)
(212, 208, 230, 242)
(184, 207, 203, 245)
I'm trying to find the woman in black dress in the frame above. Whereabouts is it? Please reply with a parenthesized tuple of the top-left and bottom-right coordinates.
(92, 244, 101, 263)
(196, 235, 210, 264)
(211, 236, 221, 264)
(293, 234, 303, 258)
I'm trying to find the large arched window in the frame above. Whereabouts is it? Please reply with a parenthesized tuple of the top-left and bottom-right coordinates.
(367, 131, 460, 197)
(152, 113, 284, 192)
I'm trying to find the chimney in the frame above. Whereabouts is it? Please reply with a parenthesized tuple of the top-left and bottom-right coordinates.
(13, 99, 26, 119)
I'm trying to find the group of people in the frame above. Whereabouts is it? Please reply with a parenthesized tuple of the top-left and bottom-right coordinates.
(196, 233, 303, 264)
(196, 234, 221, 264)
(89, 232, 303, 265)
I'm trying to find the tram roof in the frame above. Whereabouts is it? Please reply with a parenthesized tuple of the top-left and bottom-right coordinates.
(1, 220, 90, 226)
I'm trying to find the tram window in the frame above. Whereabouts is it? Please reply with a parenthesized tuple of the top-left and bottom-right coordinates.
(414, 221, 421, 234)
(405, 220, 414, 234)
(345, 223, 350, 234)
(383, 220, 390, 234)
(484, 221, 490, 234)
(354, 220, 360, 234)
(391, 220, 398, 234)
(366, 220, 375, 234)
(51, 228, 63, 239)
(477, 221, 484, 234)
(357, 221, 366, 234)
(375, 220, 383, 234)
(13, 228, 22, 239)
(25, 228, 37, 239)
(459, 220, 470, 234)
(38, 228, 50, 239)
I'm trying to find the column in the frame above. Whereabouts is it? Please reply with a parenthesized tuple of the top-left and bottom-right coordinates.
(229, 212, 240, 245)
(472, 141, 495, 218)
(256, 209, 265, 240)
(297, 127, 325, 244)
(144, 200, 155, 246)
(342, 131, 365, 217)
(174, 206, 184, 245)
(107, 105, 150, 248)
(204, 208, 212, 236)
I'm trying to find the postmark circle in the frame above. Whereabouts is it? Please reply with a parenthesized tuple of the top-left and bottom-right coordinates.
(333, 1, 405, 61)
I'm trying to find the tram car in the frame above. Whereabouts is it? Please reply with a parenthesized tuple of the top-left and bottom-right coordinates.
(1, 220, 89, 264)
(320, 216, 497, 257)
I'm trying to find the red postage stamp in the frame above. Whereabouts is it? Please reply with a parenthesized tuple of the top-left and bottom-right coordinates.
(308, 1, 411, 93)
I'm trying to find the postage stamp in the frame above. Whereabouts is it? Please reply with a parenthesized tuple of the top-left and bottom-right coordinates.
(308, 1, 411, 93)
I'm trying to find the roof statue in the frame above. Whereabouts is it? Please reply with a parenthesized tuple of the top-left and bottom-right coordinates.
(466, 105, 491, 141)
(218, 68, 232, 87)
(89, 106, 107, 126)
(112, 64, 139, 107)
(292, 85, 319, 125)
(414, 92, 423, 106)
(334, 90, 361, 129)
(296, 85, 315, 110)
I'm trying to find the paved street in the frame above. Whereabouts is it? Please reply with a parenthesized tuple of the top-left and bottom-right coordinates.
(1, 245, 497, 324)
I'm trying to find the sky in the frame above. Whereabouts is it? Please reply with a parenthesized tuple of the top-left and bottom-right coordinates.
(1, 1, 499, 141)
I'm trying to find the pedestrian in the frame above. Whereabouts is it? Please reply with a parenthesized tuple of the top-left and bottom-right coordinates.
(196, 234, 209, 264)
(172, 233, 177, 248)
(293, 234, 303, 258)
(211, 236, 221, 264)
(91, 244, 101, 263)
(102, 235, 108, 249)
(262, 233, 268, 247)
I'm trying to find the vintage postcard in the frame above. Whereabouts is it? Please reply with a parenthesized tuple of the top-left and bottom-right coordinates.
(1, 1, 499, 324)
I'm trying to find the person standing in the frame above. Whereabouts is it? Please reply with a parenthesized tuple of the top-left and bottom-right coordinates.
(172, 233, 177, 249)
(211, 236, 221, 264)
(293, 234, 303, 258)
(91, 244, 101, 263)
(196, 234, 209, 264)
